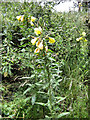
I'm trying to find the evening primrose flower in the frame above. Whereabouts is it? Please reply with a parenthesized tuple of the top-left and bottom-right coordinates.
(21, 15, 24, 22)
(16, 15, 22, 21)
(16, 15, 24, 21)
(79, 3, 82, 7)
(34, 48, 40, 53)
(38, 42, 43, 50)
(34, 27, 42, 35)
(76, 37, 83, 41)
(30, 21, 34, 26)
(31, 16, 36, 22)
(84, 39, 87, 42)
(36, 40, 40, 47)
(49, 37, 55, 43)
(76, 38, 80, 41)
(31, 38, 38, 45)
(82, 32, 86, 36)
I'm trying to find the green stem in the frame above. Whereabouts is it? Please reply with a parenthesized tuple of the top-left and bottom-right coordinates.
(43, 38, 53, 115)
(32, 47, 37, 83)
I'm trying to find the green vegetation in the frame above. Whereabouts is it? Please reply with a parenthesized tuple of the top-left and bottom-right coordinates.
(0, 1, 89, 119)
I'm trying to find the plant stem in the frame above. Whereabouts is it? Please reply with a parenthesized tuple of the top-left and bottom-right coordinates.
(43, 38, 53, 116)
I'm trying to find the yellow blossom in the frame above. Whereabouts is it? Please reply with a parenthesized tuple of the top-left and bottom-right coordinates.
(16, 15, 22, 21)
(79, 37, 83, 40)
(76, 38, 80, 41)
(76, 37, 83, 41)
(34, 48, 40, 53)
(49, 37, 55, 43)
(21, 15, 24, 22)
(16, 15, 24, 21)
(36, 40, 40, 47)
(31, 38, 38, 45)
(34, 27, 42, 35)
(31, 16, 36, 22)
(82, 32, 86, 36)
(30, 21, 34, 26)
(79, 3, 82, 7)
(38, 42, 43, 50)
(84, 39, 87, 42)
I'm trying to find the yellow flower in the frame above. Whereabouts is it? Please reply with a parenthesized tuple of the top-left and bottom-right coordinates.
(49, 37, 55, 43)
(36, 40, 40, 47)
(31, 38, 38, 45)
(76, 37, 83, 41)
(34, 27, 42, 35)
(31, 16, 36, 22)
(38, 42, 43, 50)
(76, 38, 80, 41)
(34, 48, 40, 53)
(79, 3, 82, 7)
(79, 37, 83, 40)
(82, 32, 86, 36)
(45, 46, 48, 52)
(84, 39, 87, 42)
(16, 15, 22, 21)
(30, 21, 34, 26)
(21, 15, 24, 22)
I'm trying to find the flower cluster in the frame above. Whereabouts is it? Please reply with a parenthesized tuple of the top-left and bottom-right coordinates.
(16, 15, 36, 26)
(76, 32, 87, 42)
(16, 15, 55, 55)
(31, 26, 55, 54)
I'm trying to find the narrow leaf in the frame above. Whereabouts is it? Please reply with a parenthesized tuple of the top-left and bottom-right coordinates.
(57, 112, 70, 118)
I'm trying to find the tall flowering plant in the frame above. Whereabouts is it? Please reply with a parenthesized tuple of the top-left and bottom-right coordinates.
(16, 14, 70, 118)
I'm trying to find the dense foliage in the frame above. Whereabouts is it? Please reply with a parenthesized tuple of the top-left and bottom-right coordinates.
(0, 1, 89, 119)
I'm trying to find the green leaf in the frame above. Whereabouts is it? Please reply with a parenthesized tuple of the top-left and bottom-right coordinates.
(45, 115, 52, 119)
(57, 112, 70, 118)
(31, 94, 36, 105)
(19, 75, 35, 80)
(47, 99, 52, 110)
(55, 96, 66, 103)
(25, 97, 31, 102)
(23, 87, 31, 95)
(18, 37, 27, 41)
(48, 57, 56, 61)
(35, 102, 47, 106)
